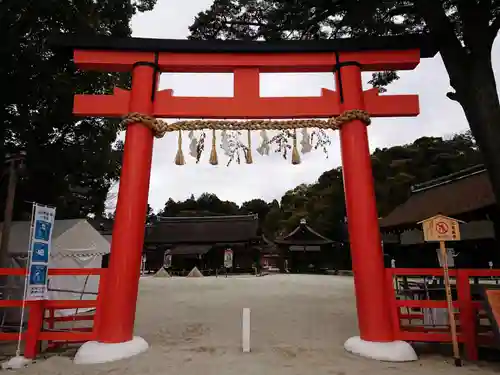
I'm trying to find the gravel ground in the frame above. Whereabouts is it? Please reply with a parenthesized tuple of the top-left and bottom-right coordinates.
(7, 274, 500, 375)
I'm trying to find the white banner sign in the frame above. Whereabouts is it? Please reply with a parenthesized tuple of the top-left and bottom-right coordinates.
(224, 249, 233, 268)
(164, 252, 172, 269)
(26, 204, 56, 300)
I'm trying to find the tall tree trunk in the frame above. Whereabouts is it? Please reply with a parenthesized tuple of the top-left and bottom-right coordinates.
(455, 57, 500, 212)
(417, 0, 500, 211)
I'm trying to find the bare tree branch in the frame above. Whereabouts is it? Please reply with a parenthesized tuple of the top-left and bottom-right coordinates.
(225, 20, 266, 27)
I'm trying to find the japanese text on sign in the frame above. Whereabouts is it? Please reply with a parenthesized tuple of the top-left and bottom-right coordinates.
(26, 204, 56, 300)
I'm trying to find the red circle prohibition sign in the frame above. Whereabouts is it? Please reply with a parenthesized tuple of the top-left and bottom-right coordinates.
(435, 221, 448, 234)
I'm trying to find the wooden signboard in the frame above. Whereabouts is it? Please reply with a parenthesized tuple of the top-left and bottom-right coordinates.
(419, 214, 462, 242)
(419, 214, 464, 367)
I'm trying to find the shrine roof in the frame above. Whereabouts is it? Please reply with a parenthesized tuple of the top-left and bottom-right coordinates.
(145, 214, 260, 244)
(274, 220, 334, 245)
(257, 235, 280, 255)
(380, 166, 495, 229)
(50, 34, 437, 58)
(168, 244, 212, 256)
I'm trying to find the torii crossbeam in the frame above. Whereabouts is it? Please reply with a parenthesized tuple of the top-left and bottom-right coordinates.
(51, 34, 437, 365)
(68, 35, 430, 119)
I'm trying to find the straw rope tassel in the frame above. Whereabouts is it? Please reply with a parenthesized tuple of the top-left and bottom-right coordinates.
(245, 130, 253, 164)
(209, 129, 218, 165)
(291, 128, 301, 165)
(175, 130, 185, 165)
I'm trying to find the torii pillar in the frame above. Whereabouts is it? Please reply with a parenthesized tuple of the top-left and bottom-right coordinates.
(335, 62, 416, 361)
(74, 62, 159, 364)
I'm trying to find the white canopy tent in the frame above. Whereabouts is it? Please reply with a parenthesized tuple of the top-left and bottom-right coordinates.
(1, 219, 110, 323)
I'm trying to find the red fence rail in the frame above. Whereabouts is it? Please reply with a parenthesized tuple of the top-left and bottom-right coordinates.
(0, 268, 106, 358)
(386, 268, 500, 361)
(2, 266, 498, 361)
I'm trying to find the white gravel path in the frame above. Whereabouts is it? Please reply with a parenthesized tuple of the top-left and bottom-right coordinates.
(9, 274, 500, 374)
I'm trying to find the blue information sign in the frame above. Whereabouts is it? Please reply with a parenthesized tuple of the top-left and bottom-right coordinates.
(31, 242, 49, 263)
(26, 204, 56, 300)
(34, 220, 52, 242)
(29, 264, 48, 285)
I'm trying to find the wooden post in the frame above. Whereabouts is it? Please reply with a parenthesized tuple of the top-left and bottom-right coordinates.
(24, 301, 44, 359)
(456, 270, 478, 361)
(419, 214, 464, 367)
(242, 308, 250, 353)
(0, 156, 19, 268)
(0, 153, 25, 291)
(439, 240, 462, 366)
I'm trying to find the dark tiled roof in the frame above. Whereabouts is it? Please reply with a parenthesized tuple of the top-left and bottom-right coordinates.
(380, 169, 495, 229)
(145, 214, 259, 244)
(169, 245, 212, 255)
(275, 220, 334, 245)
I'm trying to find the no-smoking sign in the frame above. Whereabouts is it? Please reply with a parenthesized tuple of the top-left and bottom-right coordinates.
(420, 214, 462, 242)
(435, 221, 449, 235)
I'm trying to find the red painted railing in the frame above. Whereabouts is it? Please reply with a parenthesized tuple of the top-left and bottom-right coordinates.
(2, 266, 497, 360)
(0, 268, 106, 358)
(386, 268, 500, 360)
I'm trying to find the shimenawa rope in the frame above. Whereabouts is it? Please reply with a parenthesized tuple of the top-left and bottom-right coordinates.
(119, 110, 371, 165)
(119, 110, 371, 138)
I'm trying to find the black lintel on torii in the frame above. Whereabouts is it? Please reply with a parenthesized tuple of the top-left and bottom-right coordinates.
(49, 34, 438, 58)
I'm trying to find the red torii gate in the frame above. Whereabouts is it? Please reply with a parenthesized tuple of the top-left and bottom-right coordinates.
(53, 34, 436, 364)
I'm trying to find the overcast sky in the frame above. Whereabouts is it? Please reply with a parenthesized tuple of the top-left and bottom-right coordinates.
(118, 0, 500, 212)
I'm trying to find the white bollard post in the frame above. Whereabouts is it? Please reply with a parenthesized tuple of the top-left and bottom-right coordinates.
(242, 308, 250, 353)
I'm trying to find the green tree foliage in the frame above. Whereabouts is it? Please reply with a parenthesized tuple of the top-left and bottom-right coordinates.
(373, 131, 482, 215)
(155, 131, 481, 240)
(240, 198, 270, 218)
(262, 199, 281, 237)
(146, 204, 156, 224)
(239, 198, 272, 229)
(0, 1, 157, 219)
(189, 0, 500, 209)
(157, 193, 239, 218)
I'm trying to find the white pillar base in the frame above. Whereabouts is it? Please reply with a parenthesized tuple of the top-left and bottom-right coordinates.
(344, 336, 418, 362)
(2, 356, 32, 369)
(74, 336, 149, 365)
